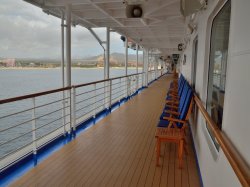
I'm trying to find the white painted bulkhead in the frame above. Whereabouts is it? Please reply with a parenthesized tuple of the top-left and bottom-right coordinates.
(180, 0, 250, 186)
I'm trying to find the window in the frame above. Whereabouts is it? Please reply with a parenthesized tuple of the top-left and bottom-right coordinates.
(206, 1, 231, 149)
(192, 37, 198, 90)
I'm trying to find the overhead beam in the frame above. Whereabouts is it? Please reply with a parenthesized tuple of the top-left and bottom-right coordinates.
(87, 0, 124, 27)
(143, 0, 179, 16)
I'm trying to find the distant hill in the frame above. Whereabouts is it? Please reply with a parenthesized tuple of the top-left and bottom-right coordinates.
(73, 52, 143, 67)
(3, 53, 143, 68)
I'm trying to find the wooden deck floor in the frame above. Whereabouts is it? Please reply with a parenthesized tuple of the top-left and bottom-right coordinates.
(11, 75, 201, 187)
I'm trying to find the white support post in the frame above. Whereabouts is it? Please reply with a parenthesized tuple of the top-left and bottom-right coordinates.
(144, 49, 149, 86)
(66, 4, 71, 87)
(136, 44, 138, 74)
(61, 12, 66, 135)
(142, 49, 145, 87)
(105, 27, 110, 109)
(66, 4, 72, 134)
(119, 78, 122, 102)
(71, 87, 76, 131)
(154, 57, 158, 79)
(94, 83, 96, 118)
(125, 37, 128, 76)
(31, 98, 37, 155)
(125, 37, 129, 97)
(136, 44, 139, 91)
(105, 27, 110, 80)
(109, 80, 112, 109)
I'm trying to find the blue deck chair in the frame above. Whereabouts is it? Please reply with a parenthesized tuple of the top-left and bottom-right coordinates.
(155, 88, 193, 168)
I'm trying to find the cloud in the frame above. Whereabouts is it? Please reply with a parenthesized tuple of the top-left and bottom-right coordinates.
(0, 0, 125, 59)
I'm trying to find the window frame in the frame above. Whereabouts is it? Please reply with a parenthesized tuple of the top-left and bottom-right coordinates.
(205, 0, 231, 151)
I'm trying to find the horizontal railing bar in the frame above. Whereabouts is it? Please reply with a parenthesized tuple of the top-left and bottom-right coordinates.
(0, 114, 71, 147)
(75, 90, 110, 105)
(0, 97, 70, 120)
(34, 97, 70, 110)
(73, 72, 143, 88)
(77, 98, 113, 119)
(0, 105, 70, 133)
(35, 114, 70, 132)
(75, 95, 110, 113)
(35, 122, 70, 142)
(194, 94, 250, 187)
(0, 108, 33, 120)
(75, 94, 99, 105)
(75, 84, 110, 97)
(0, 87, 71, 105)
(0, 142, 33, 160)
(111, 80, 127, 86)
(0, 73, 144, 105)
(112, 92, 126, 102)
(112, 87, 127, 96)
(0, 122, 71, 160)
(0, 129, 33, 147)
(112, 86, 124, 94)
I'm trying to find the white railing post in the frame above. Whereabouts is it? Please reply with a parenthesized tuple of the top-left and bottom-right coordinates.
(62, 91, 66, 135)
(31, 97, 37, 155)
(136, 75, 139, 92)
(109, 80, 112, 109)
(126, 77, 129, 98)
(94, 83, 97, 118)
(119, 78, 122, 102)
(71, 87, 76, 132)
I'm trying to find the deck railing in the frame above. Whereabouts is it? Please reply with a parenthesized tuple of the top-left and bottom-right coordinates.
(193, 94, 250, 187)
(0, 70, 164, 171)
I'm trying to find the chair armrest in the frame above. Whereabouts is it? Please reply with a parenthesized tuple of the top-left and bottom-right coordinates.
(162, 116, 186, 124)
(164, 110, 180, 115)
(165, 104, 178, 109)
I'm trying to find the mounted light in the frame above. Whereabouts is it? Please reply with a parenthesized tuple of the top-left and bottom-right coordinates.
(132, 6, 143, 17)
(126, 4, 143, 18)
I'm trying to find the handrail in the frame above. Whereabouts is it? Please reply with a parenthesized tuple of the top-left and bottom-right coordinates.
(0, 86, 71, 105)
(193, 94, 250, 187)
(0, 72, 144, 105)
(73, 72, 143, 88)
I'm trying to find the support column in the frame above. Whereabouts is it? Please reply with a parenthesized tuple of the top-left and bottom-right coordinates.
(125, 37, 128, 76)
(147, 49, 149, 86)
(125, 37, 129, 97)
(136, 44, 139, 91)
(136, 44, 138, 74)
(61, 13, 65, 87)
(142, 48, 145, 87)
(105, 27, 110, 79)
(66, 4, 71, 87)
(66, 4, 72, 134)
(61, 12, 66, 135)
(154, 56, 158, 79)
(105, 27, 110, 109)
(144, 48, 149, 87)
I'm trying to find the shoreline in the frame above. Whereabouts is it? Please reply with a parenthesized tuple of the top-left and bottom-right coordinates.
(0, 67, 143, 70)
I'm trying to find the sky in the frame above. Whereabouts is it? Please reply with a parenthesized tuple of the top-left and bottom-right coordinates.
(0, 0, 125, 59)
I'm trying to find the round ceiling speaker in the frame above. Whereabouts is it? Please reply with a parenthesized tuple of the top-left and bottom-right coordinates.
(132, 6, 143, 17)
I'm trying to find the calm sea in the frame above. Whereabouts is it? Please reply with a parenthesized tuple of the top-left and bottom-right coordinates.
(0, 68, 139, 100)
(0, 68, 140, 159)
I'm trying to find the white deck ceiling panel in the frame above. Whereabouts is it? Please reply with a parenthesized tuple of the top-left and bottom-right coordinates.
(25, 0, 186, 56)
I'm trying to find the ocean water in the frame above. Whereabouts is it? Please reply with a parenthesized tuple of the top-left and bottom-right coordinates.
(0, 68, 140, 159)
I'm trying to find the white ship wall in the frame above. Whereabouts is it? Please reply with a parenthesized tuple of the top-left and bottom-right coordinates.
(180, 0, 250, 186)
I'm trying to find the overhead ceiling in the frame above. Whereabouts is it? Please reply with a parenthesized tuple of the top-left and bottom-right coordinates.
(24, 0, 186, 57)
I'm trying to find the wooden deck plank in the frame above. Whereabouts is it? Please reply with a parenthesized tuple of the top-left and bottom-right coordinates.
(160, 143, 170, 187)
(11, 75, 201, 187)
(167, 144, 175, 187)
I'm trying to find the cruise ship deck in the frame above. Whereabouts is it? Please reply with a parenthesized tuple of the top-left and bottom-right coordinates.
(11, 75, 200, 187)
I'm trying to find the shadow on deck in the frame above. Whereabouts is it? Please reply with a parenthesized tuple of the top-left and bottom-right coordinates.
(11, 75, 201, 187)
